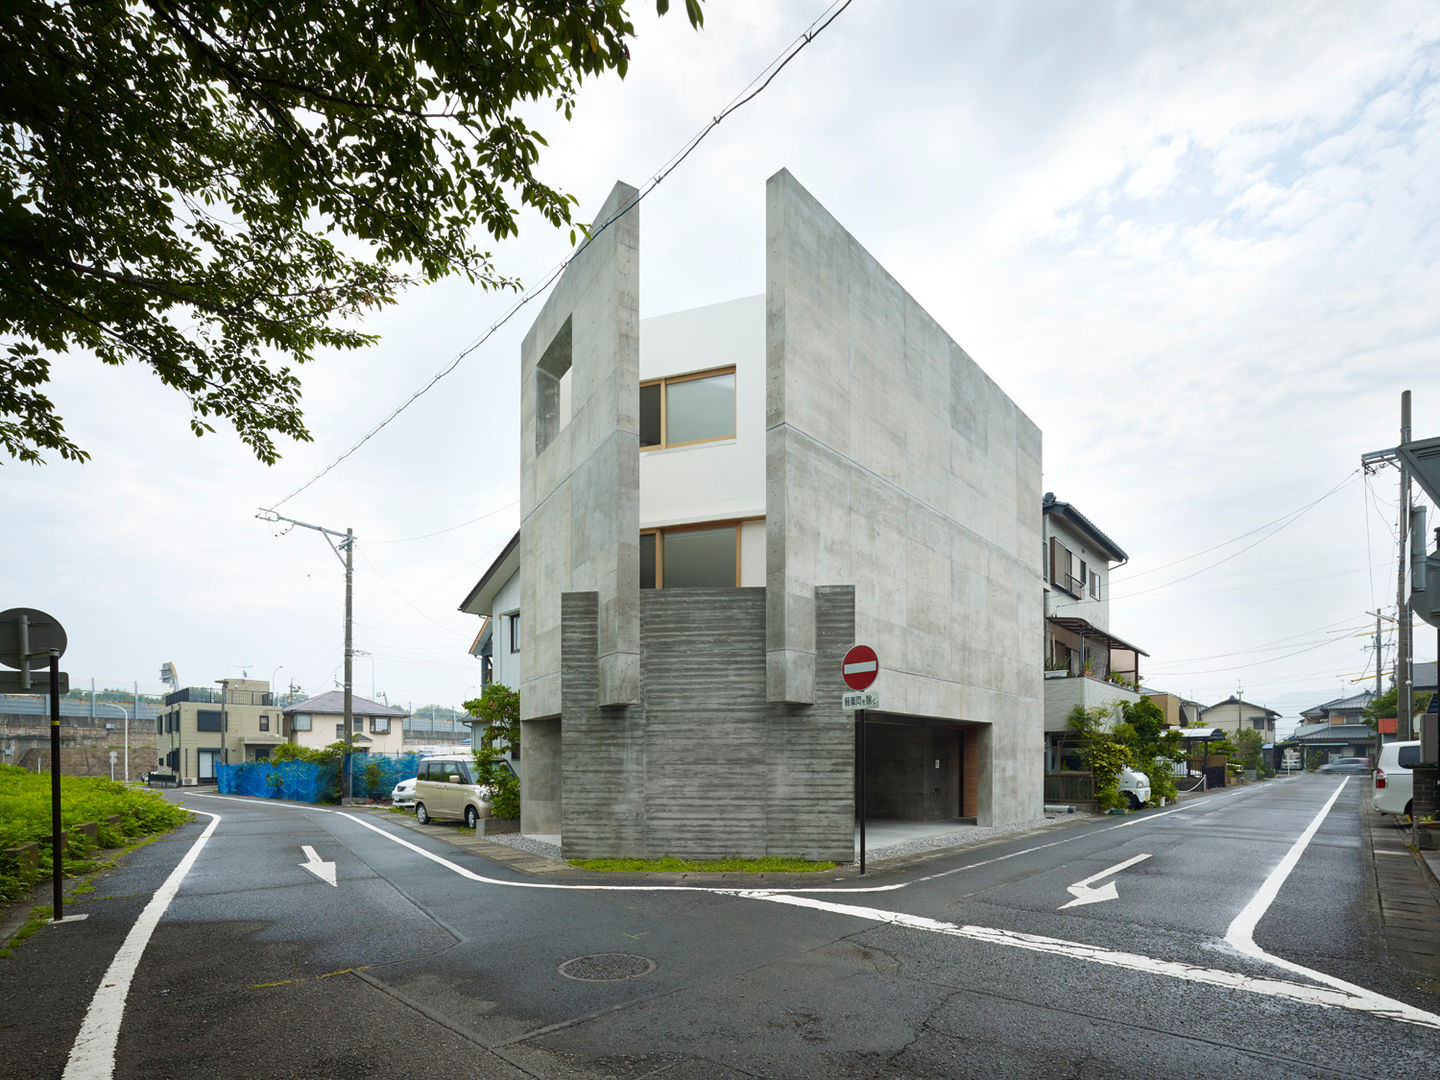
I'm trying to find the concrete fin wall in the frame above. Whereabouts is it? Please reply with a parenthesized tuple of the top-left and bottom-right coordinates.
(559, 585, 856, 861)
(519, 182, 641, 720)
(764, 169, 1044, 825)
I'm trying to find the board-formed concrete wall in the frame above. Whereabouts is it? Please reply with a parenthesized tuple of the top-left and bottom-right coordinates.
(559, 585, 856, 861)
(519, 183, 642, 721)
(764, 169, 1044, 825)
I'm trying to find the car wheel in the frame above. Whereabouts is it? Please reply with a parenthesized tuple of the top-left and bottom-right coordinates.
(415, 803, 431, 825)
(1125, 792, 1141, 811)
(464, 805, 479, 830)
(1404, 800, 1413, 821)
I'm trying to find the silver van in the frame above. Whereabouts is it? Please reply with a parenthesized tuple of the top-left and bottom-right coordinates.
(413, 754, 495, 829)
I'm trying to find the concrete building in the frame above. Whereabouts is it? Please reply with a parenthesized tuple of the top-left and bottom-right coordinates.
(1040, 493, 1147, 770)
(464, 170, 1044, 861)
(155, 677, 285, 783)
(281, 691, 408, 755)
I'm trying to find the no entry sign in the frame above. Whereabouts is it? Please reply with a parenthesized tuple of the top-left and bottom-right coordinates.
(842, 644, 878, 690)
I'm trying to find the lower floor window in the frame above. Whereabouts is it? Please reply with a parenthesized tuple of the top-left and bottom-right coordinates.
(641, 523, 740, 588)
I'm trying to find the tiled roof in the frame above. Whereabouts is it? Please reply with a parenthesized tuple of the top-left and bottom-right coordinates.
(282, 690, 407, 718)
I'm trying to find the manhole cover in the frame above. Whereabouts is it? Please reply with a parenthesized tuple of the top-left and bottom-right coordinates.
(557, 953, 656, 982)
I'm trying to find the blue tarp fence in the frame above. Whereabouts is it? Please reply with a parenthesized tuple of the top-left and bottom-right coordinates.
(345, 752, 425, 799)
(217, 751, 427, 804)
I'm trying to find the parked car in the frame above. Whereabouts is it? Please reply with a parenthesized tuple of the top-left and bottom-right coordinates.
(390, 777, 416, 806)
(1117, 767, 1151, 810)
(413, 754, 497, 829)
(1317, 757, 1371, 774)
(1374, 740, 1421, 819)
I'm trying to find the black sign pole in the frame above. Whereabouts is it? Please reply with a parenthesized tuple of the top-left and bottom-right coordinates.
(49, 649, 63, 920)
(858, 708, 867, 876)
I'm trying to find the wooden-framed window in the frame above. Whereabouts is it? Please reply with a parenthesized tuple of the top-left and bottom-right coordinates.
(640, 520, 747, 588)
(640, 366, 736, 449)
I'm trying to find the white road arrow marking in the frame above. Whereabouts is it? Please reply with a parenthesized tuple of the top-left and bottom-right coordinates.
(1060, 852, 1151, 909)
(299, 844, 337, 886)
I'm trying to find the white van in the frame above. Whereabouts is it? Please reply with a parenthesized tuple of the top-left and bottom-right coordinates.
(1373, 740, 1420, 819)
(413, 754, 497, 829)
(1117, 767, 1151, 810)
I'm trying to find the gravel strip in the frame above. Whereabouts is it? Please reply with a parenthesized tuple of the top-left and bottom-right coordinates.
(486, 831, 563, 860)
(859, 812, 1092, 863)
(483, 812, 1094, 866)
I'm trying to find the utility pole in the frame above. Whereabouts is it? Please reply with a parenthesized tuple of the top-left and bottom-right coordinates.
(1398, 391, 1413, 739)
(257, 510, 357, 798)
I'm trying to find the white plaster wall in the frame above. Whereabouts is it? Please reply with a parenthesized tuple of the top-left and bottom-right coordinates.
(639, 296, 766, 529)
(1044, 515, 1112, 631)
(489, 569, 522, 690)
(739, 519, 766, 586)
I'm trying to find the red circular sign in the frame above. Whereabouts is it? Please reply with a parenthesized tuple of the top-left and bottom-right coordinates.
(842, 644, 879, 690)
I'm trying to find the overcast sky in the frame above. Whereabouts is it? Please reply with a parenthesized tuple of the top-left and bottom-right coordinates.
(6, 0, 1439, 735)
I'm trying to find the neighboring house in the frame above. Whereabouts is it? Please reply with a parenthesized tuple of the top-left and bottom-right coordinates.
(1041, 493, 1148, 771)
(1299, 689, 1376, 727)
(1142, 690, 1205, 730)
(462, 170, 1044, 861)
(281, 691, 408, 755)
(1413, 660, 1437, 693)
(1201, 695, 1281, 740)
(460, 530, 521, 698)
(155, 678, 286, 783)
(1287, 721, 1376, 763)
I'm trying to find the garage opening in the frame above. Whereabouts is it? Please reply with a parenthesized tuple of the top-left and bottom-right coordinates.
(857, 716, 978, 823)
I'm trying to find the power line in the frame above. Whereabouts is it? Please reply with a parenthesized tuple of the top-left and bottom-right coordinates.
(1111, 471, 1361, 584)
(367, 501, 518, 544)
(265, 0, 857, 512)
(1053, 471, 1359, 612)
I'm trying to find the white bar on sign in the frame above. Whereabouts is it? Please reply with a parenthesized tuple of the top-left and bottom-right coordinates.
(843, 661, 878, 675)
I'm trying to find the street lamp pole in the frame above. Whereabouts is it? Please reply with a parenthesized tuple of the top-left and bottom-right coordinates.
(94, 701, 130, 782)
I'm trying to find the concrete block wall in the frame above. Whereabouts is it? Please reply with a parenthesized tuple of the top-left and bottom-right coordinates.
(764, 169, 1044, 826)
(520, 183, 642, 720)
(558, 585, 855, 861)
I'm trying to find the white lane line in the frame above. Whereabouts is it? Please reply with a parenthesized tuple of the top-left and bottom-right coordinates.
(185, 792, 1440, 1030)
(63, 810, 221, 1080)
(730, 890, 1440, 1030)
(1223, 779, 1399, 1010)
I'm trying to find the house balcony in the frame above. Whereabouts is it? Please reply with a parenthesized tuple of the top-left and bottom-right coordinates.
(1043, 672, 1143, 734)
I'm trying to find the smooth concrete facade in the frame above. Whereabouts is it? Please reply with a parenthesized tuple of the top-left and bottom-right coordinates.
(516, 170, 1045, 852)
(764, 171, 1044, 826)
(519, 182, 642, 721)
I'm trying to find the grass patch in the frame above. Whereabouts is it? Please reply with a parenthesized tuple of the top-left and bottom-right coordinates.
(569, 855, 838, 874)
(0, 765, 190, 903)
(0, 905, 54, 958)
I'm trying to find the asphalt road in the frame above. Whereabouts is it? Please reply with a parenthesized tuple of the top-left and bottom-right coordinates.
(2, 775, 1437, 1079)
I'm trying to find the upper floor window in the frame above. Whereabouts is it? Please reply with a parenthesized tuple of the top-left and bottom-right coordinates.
(640, 367, 735, 449)
(641, 523, 740, 588)
(259, 714, 269, 732)
(196, 709, 222, 732)
(508, 612, 521, 653)
(292, 713, 312, 732)
(1048, 537, 1087, 598)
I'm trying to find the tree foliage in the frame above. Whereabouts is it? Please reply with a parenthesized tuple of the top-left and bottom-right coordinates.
(1361, 684, 1433, 730)
(1, 0, 703, 464)
(465, 683, 520, 819)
